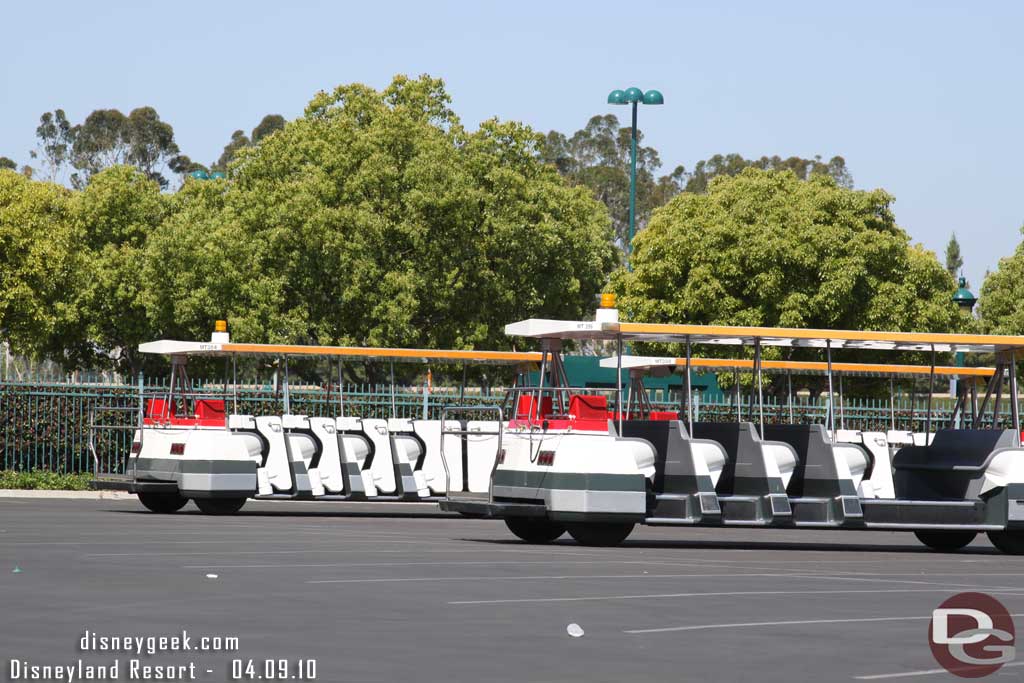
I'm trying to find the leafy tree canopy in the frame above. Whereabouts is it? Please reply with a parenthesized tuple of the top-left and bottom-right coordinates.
(683, 153, 852, 194)
(978, 225, 1024, 335)
(0, 157, 16, 171)
(945, 232, 964, 279)
(144, 75, 616, 352)
(212, 114, 287, 171)
(0, 170, 78, 359)
(613, 168, 964, 366)
(31, 107, 187, 189)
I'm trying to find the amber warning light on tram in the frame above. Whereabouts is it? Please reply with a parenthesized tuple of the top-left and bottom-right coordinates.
(597, 293, 619, 323)
(212, 319, 230, 344)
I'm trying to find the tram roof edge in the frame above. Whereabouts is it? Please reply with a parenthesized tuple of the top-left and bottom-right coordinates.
(505, 319, 1024, 354)
(599, 355, 996, 378)
(137, 340, 542, 364)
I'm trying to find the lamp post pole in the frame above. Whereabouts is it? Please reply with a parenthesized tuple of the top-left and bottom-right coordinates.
(951, 275, 978, 402)
(629, 99, 638, 254)
(607, 87, 663, 268)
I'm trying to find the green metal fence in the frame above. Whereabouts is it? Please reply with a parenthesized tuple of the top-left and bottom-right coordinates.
(0, 378, 1015, 474)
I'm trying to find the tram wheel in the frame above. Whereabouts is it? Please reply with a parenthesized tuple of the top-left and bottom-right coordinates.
(988, 530, 1024, 555)
(193, 497, 247, 515)
(914, 530, 977, 552)
(137, 492, 189, 514)
(566, 522, 635, 547)
(505, 517, 566, 544)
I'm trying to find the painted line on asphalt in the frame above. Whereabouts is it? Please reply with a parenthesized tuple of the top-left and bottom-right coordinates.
(307, 572, 783, 585)
(452, 588, 1024, 606)
(853, 661, 1024, 679)
(85, 546, 603, 558)
(626, 612, 1024, 635)
(185, 559, 728, 569)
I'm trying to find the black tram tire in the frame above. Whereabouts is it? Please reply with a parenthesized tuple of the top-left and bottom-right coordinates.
(914, 530, 977, 552)
(193, 497, 247, 515)
(504, 517, 566, 544)
(566, 522, 635, 547)
(137, 491, 189, 514)
(988, 530, 1024, 555)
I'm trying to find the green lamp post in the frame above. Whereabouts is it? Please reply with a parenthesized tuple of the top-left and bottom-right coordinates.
(608, 87, 664, 266)
(951, 276, 977, 403)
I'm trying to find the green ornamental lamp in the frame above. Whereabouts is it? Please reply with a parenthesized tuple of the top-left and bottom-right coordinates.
(952, 276, 977, 314)
(606, 86, 664, 269)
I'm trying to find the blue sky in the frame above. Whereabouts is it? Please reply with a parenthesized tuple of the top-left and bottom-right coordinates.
(3, 1, 1021, 291)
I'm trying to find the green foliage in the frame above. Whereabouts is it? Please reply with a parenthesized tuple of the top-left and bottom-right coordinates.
(0, 156, 19, 171)
(0, 470, 94, 490)
(540, 114, 677, 246)
(212, 114, 287, 170)
(978, 226, 1024, 335)
(145, 75, 615, 351)
(945, 232, 964, 279)
(70, 166, 168, 371)
(29, 107, 185, 189)
(613, 169, 965, 364)
(683, 153, 853, 194)
(0, 171, 78, 359)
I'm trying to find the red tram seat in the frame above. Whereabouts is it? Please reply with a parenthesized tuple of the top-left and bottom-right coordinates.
(569, 394, 608, 421)
(194, 399, 226, 425)
(144, 398, 175, 422)
(515, 395, 553, 421)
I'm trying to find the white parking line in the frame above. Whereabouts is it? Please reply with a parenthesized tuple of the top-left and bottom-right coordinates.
(626, 612, 1024, 635)
(854, 661, 1024, 679)
(84, 546, 602, 558)
(185, 559, 730, 569)
(450, 587, 1014, 606)
(307, 572, 785, 585)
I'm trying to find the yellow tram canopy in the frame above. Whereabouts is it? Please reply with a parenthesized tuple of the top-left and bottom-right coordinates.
(599, 355, 996, 378)
(507, 319, 1024, 355)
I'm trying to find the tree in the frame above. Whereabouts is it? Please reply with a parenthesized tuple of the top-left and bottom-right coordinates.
(212, 114, 286, 171)
(945, 232, 963, 279)
(0, 169, 79, 360)
(612, 169, 964, 368)
(0, 157, 16, 171)
(683, 153, 853, 194)
(144, 75, 616, 353)
(539, 114, 670, 247)
(67, 107, 182, 189)
(67, 166, 168, 372)
(251, 114, 285, 142)
(29, 110, 74, 182)
(212, 130, 250, 171)
(978, 225, 1024, 335)
(541, 116, 854, 249)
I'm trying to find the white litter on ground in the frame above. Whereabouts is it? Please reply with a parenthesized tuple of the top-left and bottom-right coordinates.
(566, 623, 584, 638)
(206, 573, 219, 579)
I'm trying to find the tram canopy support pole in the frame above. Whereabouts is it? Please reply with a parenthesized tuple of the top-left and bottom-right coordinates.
(925, 346, 936, 439)
(685, 336, 693, 434)
(755, 339, 765, 437)
(231, 354, 238, 416)
(734, 368, 741, 423)
(838, 373, 845, 431)
(282, 357, 291, 415)
(338, 361, 345, 416)
(889, 376, 896, 432)
(826, 340, 835, 442)
(616, 335, 623, 434)
(787, 370, 794, 423)
(389, 360, 397, 418)
(1010, 352, 1020, 447)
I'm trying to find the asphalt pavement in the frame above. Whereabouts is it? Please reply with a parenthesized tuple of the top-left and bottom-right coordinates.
(2, 498, 1023, 682)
